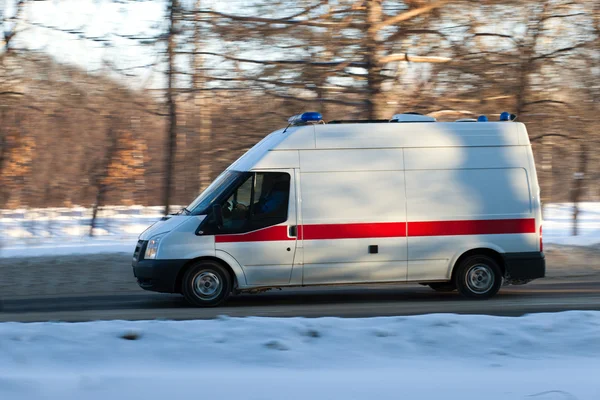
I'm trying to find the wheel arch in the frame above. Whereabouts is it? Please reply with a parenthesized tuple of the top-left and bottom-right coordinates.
(450, 247, 506, 282)
(174, 256, 241, 294)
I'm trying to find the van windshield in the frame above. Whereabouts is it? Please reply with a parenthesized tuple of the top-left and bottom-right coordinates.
(187, 170, 247, 215)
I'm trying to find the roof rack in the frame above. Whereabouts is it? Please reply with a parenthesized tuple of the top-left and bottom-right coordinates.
(328, 119, 390, 124)
(287, 111, 518, 126)
(329, 113, 436, 124)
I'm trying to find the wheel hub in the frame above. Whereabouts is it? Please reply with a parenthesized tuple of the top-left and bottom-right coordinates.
(466, 264, 494, 294)
(193, 271, 222, 300)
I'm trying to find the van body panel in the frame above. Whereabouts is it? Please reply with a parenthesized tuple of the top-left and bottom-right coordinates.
(405, 168, 532, 220)
(155, 216, 213, 259)
(300, 170, 407, 224)
(299, 148, 404, 172)
(253, 150, 300, 170)
(139, 215, 193, 241)
(403, 146, 528, 170)
(303, 260, 408, 285)
(315, 122, 519, 149)
(300, 170, 407, 283)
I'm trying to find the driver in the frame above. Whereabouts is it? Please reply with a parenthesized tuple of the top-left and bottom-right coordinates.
(255, 179, 288, 216)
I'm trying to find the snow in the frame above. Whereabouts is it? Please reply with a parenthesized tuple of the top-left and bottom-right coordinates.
(0, 205, 170, 258)
(1, 312, 599, 399)
(543, 203, 600, 246)
(0, 240, 136, 258)
(1, 203, 600, 258)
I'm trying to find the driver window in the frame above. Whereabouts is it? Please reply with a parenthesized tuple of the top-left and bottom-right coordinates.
(221, 175, 253, 231)
(218, 172, 290, 234)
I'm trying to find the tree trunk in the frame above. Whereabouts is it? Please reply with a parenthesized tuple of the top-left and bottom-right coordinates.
(193, 0, 213, 193)
(90, 122, 119, 237)
(0, 109, 6, 187)
(540, 136, 553, 219)
(365, 0, 384, 120)
(163, 0, 178, 216)
(571, 142, 588, 236)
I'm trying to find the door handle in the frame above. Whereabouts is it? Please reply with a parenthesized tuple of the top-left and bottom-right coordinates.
(289, 225, 297, 237)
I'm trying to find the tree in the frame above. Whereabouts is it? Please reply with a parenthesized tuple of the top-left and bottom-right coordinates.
(162, 0, 179, 215)
(185, 0, 451, 120)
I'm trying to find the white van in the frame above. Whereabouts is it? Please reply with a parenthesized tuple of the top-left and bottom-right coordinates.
(132, 111, 545, 306)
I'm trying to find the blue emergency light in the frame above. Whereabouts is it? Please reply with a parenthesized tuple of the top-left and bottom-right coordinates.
(477, 115, 488, 122)
(500, 112, 510, 121)
(288, 112, 323, 125)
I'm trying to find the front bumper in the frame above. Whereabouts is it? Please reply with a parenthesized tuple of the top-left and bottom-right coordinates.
(132, 241, 187, 293)
(132, 259, 188, 293)
(503, 251, 545, 282)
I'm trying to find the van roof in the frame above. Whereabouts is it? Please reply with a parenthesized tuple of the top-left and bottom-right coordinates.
(227, 119, 530, 172)
(278, 120, 528, 150)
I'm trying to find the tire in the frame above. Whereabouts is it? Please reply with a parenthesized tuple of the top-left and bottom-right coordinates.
(428, 282, 456, 292)
(454, 255, 502, 299)
(182, 261, 232, 307)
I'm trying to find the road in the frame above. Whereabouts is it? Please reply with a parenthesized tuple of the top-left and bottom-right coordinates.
(3, 279, 600, 322)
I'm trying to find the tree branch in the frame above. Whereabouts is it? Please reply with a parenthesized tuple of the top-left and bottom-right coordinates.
(532, 44, 586, 61)
(379, 53, 451, 64)
(376, 0, 449, 30)
(180, 51, 367, 68)
(524, 100, 568, 107)
(266, 91, 365, 107)
(530, 133, 572, 142)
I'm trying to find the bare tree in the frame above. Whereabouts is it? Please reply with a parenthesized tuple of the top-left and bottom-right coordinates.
(163, 0, 179, 215)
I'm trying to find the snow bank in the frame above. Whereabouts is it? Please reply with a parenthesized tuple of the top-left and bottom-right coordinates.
(0, 240, 135, 258)
(544, 202, 600, 246)
(0, 205, 166, 258)
(1, 312, 600, 399)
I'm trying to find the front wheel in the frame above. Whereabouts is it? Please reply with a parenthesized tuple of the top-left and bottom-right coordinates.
(454, 255, 502, 299)
(182, 261, 232, 307)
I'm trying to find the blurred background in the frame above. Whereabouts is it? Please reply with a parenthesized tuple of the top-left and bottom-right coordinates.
(1, 0, 599, 246)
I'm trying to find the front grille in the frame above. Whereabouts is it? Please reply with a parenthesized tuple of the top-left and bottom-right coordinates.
(133, 240, 146, 261)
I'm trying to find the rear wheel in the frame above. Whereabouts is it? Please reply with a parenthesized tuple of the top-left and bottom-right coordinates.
(454, 255, 502, 299)
(182, 261, 232, 307)
(428, 282, 456, 292)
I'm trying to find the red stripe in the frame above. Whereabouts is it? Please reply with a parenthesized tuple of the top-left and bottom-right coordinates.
(215, 225, 293, 243)
(215, 219, 536, 243)
(408, 218, 536, 237)
(300, 222, 406, 240)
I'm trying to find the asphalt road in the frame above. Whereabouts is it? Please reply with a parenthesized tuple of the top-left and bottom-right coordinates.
(3, 279, 600, 322)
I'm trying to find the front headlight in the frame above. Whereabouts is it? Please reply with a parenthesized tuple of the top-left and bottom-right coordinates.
(145, 234, 165, 260)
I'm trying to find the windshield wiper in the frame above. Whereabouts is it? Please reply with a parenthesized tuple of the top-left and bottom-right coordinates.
(171, 207, 191, 216)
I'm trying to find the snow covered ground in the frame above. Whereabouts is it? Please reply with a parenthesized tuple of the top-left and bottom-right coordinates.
(1, 203, 599, 258)
(1, 311, 599, 400)
(0, 205, 173, 258)
(543, 203, 600, 246)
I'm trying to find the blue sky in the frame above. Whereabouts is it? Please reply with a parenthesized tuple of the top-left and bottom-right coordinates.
(3, 0, 275, 88)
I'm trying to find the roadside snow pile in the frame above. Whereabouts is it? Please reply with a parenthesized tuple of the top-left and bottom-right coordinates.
(1, 312, 600, 400)
(544, 203, 600, 246)
(0, 206, 174, 258)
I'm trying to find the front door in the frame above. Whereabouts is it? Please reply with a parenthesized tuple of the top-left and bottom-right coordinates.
(214, 170, 299, 286)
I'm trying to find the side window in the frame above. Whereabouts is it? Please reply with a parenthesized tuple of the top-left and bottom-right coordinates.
(221, 175, 253, 232)
(217, 172, 290, 234)
(250, 172, 290, 229)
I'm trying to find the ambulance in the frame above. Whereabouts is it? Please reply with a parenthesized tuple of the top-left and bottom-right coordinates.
(132, 111, 545, 306)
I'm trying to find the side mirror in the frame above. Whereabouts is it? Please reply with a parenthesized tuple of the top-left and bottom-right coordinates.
(212, 204, 224, 228)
